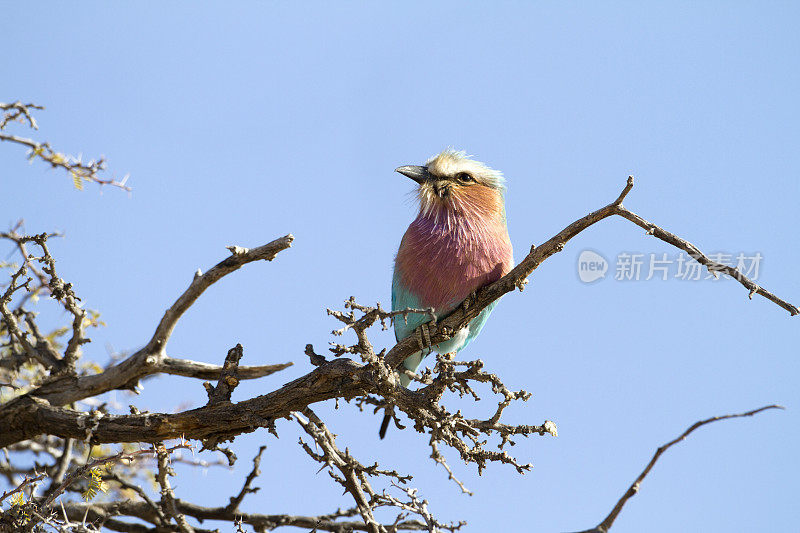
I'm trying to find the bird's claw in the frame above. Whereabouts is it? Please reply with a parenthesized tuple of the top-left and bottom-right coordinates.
(462, 291, 478, 312)
(416, 323, 432, 351)
(440, 325, 454, 339)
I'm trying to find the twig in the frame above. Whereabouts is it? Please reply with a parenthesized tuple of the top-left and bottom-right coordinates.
(38, 442, 192, 511)
(0, 472, 46, 504)
(50, 438, 74, 487)
(160, 357, 292, 380)
(0, 101, 130, 191)
(0, 101, 43, 130)
(225, 445, 265, 512)
(1, 236, 294, 409)
(204, 344, 244, 405)
(105, 469, 167, 526)
(147, 236, 294, 353)
(570, 404, 784, 533)
(155, 442, 195, 533)
(295, 408, 383, 533)
(59, 499, 441, 532)
(294, 407, 462, 533)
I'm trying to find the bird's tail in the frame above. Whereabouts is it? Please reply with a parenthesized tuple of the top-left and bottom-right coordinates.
(379, 413, 392, 439)
(380, 350, 427, 439)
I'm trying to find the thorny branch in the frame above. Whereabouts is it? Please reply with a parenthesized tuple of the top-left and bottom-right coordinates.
(39, 442, 192, 512)
(0, 441, 192, 532)
(294, 407, 464, 533)
(225, 446, 265, 513)
(0, 102, 130, 191)
(0, 102, 42, 130)
(0, 232, 68, 371)
(5, 437, 455, 533)
(155, 442, 195, 533)
(2, 152, 794, 532)
(56, 500, 454, 533)
(0, 233, 295, 409)
(0, 474, 46, 505)
(384, 175, 796, 379)
(326, 297, 554, 482)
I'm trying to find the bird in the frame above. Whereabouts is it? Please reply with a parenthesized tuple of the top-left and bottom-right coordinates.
(380, 148, 514, 438)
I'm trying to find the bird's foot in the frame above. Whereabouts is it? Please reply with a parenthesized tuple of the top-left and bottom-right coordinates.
(416, 322, 432, 351)
(462, 290, 478, 312)
(440, 325, 454, 340)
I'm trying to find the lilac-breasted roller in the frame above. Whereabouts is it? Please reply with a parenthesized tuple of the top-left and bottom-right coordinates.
(380, 149, 514, 438)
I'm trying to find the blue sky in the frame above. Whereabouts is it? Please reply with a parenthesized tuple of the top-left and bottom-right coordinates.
(2, 2, 798, 532)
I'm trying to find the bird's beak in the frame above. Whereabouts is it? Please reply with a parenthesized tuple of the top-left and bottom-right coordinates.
(395, 165, 429, 184)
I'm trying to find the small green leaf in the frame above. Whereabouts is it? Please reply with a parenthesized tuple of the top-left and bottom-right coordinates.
(10, 491, 24, 506)
(81, 468, 108, 500)
(72, 171, 84, 190)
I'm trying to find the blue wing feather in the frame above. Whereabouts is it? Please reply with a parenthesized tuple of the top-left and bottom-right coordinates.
(391, 270, 430, 342)
(392, 266, 500, 386)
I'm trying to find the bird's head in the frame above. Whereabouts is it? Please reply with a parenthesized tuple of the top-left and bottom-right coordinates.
(396, 148, 505, 219)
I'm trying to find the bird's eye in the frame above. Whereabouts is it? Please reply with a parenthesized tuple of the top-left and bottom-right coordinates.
(455, 172, 475, 183)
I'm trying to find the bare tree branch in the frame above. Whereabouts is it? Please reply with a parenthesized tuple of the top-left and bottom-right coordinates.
(146, 237, 294, 354)
(1, 269, 58, 369)
(295, 408, 383, 532)
(225, 445, 265, 513)
(3, 152, 792, 533)
(570, 404, 784, 533)
(155, 442, 194, 533)
(1, 235, 294, 409)
(38, 442, 192, 511)
(384, 176, 797, 374)
(3, 179, 792, 458)
(294, 407, 464, 533)
(160, 357, 291, 381)
(1, 231, 91, 374)
(0, 101, 129, 191)
(0, 102, 42, 130)
(0, 473, 46, 505)
(204, 344, 244, 405)
(59, 500, 446, 532)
